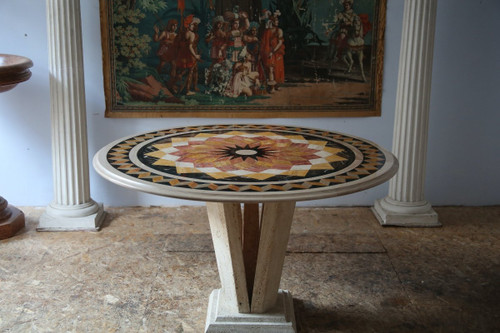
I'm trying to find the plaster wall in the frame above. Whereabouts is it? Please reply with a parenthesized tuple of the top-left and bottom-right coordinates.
(0, 0, 498, 207)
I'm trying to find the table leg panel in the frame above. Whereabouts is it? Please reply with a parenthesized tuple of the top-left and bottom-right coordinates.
(243, 203, 260, 301)
(206, 202, 250, 313)
(251, 201, 296, 313)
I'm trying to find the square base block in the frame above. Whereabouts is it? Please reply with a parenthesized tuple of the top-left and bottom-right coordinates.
(205, 289, 296, 332)
(372, 199, 441, 227)
(38, 203, 105, 232)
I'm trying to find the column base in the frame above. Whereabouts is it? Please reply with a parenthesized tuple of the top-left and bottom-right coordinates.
(205, 289, 296, 333)
(372, 197, 441, 227)
(38, 201, 105, 231)
(0, 205, 25, 240)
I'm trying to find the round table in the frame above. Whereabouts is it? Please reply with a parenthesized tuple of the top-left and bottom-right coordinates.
(93, 124, 398, 332)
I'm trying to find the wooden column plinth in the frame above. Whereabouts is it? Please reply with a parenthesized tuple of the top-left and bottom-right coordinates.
(0, 196, 25, 240)
(0, 55, 31, 239)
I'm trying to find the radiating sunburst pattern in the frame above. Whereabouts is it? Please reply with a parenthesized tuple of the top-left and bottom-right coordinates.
(105, 125, 390, 195)
(145, 131, 348, 180)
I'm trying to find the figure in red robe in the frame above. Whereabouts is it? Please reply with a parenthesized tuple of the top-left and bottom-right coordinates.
(259, 14, 285, 93)
(172, 15, 201, 95)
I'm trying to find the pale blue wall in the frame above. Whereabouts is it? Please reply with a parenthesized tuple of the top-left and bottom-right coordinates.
(0, 0, 498, 207)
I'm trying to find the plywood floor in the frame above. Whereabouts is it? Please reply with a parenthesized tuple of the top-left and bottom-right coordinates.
(1, 206, 499, 332)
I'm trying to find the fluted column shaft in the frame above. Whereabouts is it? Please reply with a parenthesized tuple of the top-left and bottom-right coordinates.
(39, 0, 104, 231)
(373, 0, 440, 227)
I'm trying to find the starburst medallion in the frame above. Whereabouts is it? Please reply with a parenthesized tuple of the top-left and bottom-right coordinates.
(215, 144, 275, 161)
(144, 131, 348, 180)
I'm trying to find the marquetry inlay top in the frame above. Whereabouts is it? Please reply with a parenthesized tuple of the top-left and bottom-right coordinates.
(93, 124, 398, 202)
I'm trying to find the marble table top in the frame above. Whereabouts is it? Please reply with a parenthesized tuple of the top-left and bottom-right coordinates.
(93, 124, 398, 202)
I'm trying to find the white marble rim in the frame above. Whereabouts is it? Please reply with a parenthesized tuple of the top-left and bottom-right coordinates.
(92, 125, 398, 203)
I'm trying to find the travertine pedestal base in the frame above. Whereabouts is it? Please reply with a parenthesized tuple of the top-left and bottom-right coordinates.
(0, 198, 25, 239)
(206, 201, 297, 332)
(205, 289, 296, 332)
(373, 197, 440, 227)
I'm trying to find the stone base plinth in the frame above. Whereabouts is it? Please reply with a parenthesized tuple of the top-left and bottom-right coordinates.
(205, 289, 296, 332)
(38, 202, 105, 231)
(372, 197, 441, 227)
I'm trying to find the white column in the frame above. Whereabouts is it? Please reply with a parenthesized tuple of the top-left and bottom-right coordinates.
(39, 0, 105, 231)
(372, 0, 440, 227)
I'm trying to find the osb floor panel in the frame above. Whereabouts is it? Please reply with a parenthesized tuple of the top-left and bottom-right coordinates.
(0, 206, 499, 333)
